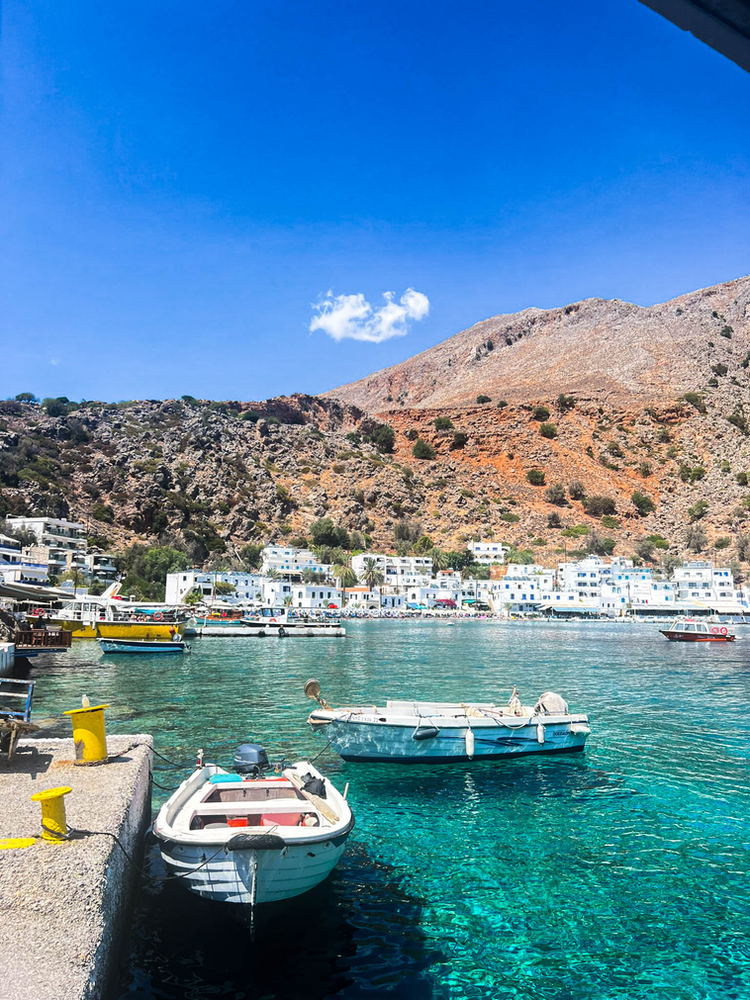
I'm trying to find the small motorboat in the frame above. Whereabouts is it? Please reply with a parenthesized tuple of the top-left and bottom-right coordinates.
(152, 744, 354, 905)
(659, 618, 735, 642)
(304, 680, 591, 763)
(97, 637, 190, 654)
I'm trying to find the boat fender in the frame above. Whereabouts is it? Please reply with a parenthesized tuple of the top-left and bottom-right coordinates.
(537, 723, 545, 745)
(412, 725, 439, 741)
(257, 630, 265, 638)
(465, 727, 475, 759)
(227, 833, 286, 852)
(278, 627, 286, 637)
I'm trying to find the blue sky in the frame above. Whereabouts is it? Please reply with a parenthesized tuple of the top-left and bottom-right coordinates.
(2, 0, 749, 403)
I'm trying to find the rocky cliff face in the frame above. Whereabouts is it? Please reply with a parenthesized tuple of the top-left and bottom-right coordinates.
(2, 275, 750, 570)
(1, 387, 750, 571)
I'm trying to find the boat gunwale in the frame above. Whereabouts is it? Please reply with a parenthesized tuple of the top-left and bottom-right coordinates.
(308, 710, 589, 729)
(152, 763, 353, 848)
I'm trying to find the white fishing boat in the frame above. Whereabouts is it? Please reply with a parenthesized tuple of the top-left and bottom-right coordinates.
(305, 680, 590, 763)
(195, 608, 346, 637)
(152, 744, 354, 905)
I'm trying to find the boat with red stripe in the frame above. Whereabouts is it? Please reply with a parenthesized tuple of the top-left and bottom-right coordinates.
(659, 618, 735, 642)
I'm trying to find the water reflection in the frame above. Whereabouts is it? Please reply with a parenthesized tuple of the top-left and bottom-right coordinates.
(118, 841, 442, 1000)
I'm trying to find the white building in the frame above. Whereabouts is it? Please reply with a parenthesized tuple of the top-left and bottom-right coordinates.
(351, 553, 434, 588)
(467, 541, 509, 565)
(261, 547, 332, 578)
(343, 587, 406, 610)
(6, 516, 87, 578)
(261, 579, 293, 606)
(672, 562, 746, 613)
(0, 533, 49, 585)
(495, 564, 556, 612)
(166, 570, 265, 605)
(291, 584, 341, 609)
(556, 556, 610, 600)
(85, 553, 118, 584)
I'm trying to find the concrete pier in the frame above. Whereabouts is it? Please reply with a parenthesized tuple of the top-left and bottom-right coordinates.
(0, 735, 153, 1000)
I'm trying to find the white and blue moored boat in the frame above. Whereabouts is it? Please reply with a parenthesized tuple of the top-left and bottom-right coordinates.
(97, 637, 189, 654)
(152, 744, 354, 905)
(305, 680, 590, 763)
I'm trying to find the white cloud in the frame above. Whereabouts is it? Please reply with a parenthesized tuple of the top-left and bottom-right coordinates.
(49, 358, 60, 366)
(310, 287, 429, 344)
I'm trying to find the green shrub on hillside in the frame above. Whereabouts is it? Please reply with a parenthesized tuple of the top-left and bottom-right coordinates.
(682, 393, 707, 413)
(688, 500, 709, 522)
(631, 491, 655, 516)
(544, 483, 567, 505)
(582, 495, 617, 517)
(433, 416, 453, 431)
(412, 437, 435, 460)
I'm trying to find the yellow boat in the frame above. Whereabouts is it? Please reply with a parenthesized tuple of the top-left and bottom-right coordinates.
(43, 597, 186, 640)
(50, 618, 186, 640)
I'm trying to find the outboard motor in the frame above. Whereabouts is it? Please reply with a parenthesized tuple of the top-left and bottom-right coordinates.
(233, 743, 270, 776)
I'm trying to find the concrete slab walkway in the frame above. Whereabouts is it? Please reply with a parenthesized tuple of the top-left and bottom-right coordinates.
(0, 735, 153, 1000)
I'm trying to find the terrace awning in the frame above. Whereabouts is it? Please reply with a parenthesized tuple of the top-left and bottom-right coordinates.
(0, 581, 71, 603)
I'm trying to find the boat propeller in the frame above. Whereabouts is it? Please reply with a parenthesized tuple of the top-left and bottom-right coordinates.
(304, 678, 330, 709)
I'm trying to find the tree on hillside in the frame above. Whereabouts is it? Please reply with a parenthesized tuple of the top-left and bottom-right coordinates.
(115, 544, 190, 601)
(239, 544, 264, 569)
(414, 534, 434, 554)
(685, 525, 707, 553)
(310, 518, 350, 549)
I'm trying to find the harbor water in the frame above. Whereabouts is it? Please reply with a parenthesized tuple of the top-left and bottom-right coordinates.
(28, 620, 750, 999)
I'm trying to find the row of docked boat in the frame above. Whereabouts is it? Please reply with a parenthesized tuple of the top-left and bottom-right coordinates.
(185, 607, 345, 637)
(154, 681, 590, 907)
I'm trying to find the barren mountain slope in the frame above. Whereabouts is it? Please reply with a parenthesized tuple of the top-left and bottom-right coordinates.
(4, 381, 750, 574)
(324, 276, 750, 412)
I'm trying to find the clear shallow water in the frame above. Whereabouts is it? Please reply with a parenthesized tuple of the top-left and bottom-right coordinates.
(27, 621, 750, 999)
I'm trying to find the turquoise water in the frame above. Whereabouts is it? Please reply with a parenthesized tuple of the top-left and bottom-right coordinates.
(28, 621, 750, 999)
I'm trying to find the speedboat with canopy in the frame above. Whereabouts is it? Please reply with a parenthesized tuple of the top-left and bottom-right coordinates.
(659, 618, 735, 642)
(304, 680, 591, 763)
(152, 743, 353, 906)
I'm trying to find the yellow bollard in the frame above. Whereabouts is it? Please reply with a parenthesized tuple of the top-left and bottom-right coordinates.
(31, 786, 72, 842)
(63, 703, 110, 763)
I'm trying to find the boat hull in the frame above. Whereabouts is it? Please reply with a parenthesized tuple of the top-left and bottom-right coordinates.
(659, 631, 735, 642)
(49, 619, 186, 640)
(316, 717, 589, 763)
(98, 639, 186, 654)
(196, 624, 346, 637)
(157, 830, 351, 904)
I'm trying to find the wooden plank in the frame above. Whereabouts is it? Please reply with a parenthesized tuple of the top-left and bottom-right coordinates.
(287, 771, 339, 824)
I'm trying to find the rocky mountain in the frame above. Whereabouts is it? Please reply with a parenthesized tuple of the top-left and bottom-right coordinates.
(2, 275, 750, 573)
(324, 275, 750, 411)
